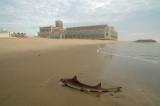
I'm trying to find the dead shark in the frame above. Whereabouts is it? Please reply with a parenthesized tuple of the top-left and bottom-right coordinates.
(60, 76, 122, 92)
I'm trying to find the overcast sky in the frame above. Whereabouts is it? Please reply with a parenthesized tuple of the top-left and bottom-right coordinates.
(0, 0, 160, 41)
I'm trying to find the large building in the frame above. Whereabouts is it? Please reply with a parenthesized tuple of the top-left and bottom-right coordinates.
(0, 29, 11, 37)
(38, 20, 118, 40)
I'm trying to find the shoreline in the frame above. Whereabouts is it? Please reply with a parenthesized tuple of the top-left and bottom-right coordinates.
(0, 38, 125, 60)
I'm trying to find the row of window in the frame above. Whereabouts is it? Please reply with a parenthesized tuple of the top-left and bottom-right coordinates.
(65, 35, 104, 39)
(65, 29, 107, 36)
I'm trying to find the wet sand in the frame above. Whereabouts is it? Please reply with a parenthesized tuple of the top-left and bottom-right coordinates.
(0, 38, 123, 105)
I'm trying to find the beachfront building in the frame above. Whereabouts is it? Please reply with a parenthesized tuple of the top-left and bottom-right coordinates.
(65, 25, 118, 40)
(38, 20, 65, 39)
(38, 20, 118, 40)
(0, 29, 11, 37)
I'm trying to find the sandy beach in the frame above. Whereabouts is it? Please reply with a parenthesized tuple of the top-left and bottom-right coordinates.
(0, 38, 123, 105)
(1, 38, 159, 106)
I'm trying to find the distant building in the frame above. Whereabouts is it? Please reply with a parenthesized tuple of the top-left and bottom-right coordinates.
(38, 20, 118, 40)
(0, 29, 11, 37)
(38, 25, 65, 39)
(11, 32, 27, 38)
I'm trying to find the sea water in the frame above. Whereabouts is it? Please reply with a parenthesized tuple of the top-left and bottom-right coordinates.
(97, 42, 160, 64)
(97, 42, 160, 106)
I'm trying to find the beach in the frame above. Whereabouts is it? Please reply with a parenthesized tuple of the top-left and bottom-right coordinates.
(0, 38, 159, 106)
(0, 38, 121, 105)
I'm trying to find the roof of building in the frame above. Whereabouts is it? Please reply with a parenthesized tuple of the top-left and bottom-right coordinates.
(0, 29, 9, 33)
(40, 25, 56, 28)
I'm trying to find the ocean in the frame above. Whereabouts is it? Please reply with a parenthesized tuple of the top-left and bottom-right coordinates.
(97, 42, 160, 105)
(97, 42, 160, 64)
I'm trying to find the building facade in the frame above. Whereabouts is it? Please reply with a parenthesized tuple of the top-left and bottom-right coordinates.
(38, 26, 65, 39)
(0, 29, 11, 37)
(38, 20, 118, 40)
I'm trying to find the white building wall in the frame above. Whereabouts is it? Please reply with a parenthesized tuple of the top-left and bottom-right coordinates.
(0, 30, 11, 37)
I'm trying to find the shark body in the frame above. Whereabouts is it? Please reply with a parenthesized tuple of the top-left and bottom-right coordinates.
(60, 76, 122, 92)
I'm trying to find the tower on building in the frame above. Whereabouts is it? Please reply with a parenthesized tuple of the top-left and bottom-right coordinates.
(56, 20, 63, 28)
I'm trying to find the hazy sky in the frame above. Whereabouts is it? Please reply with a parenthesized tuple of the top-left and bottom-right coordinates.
(0, 0, 160, 41)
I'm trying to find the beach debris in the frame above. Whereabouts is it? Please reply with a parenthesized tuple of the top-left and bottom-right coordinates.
(110, 94, 114, 96)
(60, 76, 122, 92)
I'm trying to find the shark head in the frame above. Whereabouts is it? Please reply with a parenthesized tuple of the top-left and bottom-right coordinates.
(60, 76, 78, 86)
(60, 78, 67, 86)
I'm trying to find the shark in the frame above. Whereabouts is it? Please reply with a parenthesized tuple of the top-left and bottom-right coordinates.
(60, 76, 122, 92)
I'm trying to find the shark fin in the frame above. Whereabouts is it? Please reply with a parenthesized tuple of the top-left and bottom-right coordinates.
(95, 83, 101, 88)
(72, 76, 78, 81)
